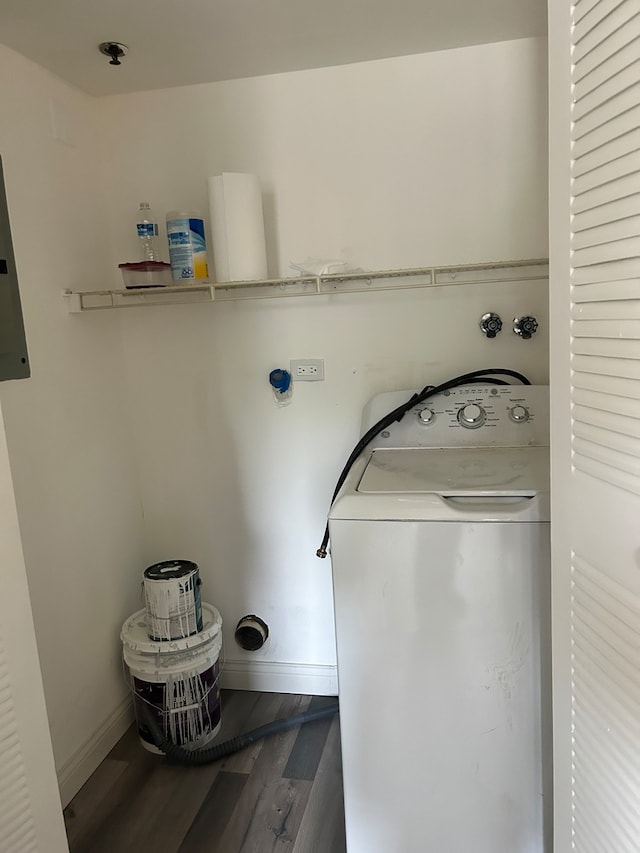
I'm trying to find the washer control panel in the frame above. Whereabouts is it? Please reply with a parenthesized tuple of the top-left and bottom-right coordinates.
(364, 384, 549, 449)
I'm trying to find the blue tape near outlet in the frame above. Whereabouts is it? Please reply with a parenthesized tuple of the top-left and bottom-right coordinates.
(269, 368, 291, 394)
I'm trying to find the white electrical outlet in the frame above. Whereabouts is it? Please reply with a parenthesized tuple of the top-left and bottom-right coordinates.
(290, 358, 325, 381)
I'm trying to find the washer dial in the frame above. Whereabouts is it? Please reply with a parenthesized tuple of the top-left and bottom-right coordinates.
(509, 405, 530, 423)
(418, 408, 435, 424)
(457, 403, 486, 428)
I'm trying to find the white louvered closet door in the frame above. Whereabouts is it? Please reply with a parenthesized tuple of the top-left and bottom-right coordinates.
(0, 404, 68, 853)
(549, 1, 640, 851)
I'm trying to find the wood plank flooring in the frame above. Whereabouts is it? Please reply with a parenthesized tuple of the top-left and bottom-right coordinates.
(63, 691, 346, 853)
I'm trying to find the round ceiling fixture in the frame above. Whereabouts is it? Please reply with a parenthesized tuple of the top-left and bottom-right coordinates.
(98, 42, 128, 66)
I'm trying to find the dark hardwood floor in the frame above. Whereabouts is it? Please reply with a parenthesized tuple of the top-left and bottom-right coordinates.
(64, 691, 346, 853)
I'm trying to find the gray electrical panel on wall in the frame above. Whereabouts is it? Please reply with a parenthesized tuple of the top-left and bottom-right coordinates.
(0, 156, 30, 381)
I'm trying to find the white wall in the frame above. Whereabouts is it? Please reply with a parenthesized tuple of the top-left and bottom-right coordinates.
(99, 38, 549, 687)
(101, 38, 548, 282)
(0, 44, 145, 800)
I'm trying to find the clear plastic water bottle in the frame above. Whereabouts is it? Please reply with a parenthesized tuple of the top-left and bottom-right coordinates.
(135, 202, 160, 261)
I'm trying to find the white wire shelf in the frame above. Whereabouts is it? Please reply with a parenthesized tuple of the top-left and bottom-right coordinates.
(63, 259, 549, 313)
(62, 283, 216, 312)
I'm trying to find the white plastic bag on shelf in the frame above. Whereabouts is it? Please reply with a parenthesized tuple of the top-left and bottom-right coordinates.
(289, 258, 354, 277)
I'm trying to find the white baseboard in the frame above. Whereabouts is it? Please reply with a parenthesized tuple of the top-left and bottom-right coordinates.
(57, 696, 134, 808)
(221, 659, 338, 696)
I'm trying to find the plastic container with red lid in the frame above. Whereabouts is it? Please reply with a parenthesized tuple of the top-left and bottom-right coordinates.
(118, 261, 172, 289)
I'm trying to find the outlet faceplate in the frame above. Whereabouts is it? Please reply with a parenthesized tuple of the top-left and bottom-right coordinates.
(290, 358, 325, 381)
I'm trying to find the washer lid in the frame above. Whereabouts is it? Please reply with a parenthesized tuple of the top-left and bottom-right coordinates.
(357, 446, 549, 496)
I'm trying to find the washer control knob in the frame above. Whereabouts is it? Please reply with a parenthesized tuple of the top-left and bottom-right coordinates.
(458, 403, 486, 428)
(509, 405, 530, 422)
(418, 408, 435, 424)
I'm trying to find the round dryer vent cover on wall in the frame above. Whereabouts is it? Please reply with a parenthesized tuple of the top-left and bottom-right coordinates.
(235, 615, 269, 651)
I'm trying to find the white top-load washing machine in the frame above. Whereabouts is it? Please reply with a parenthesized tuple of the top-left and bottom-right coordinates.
(329, 383, 551, 853)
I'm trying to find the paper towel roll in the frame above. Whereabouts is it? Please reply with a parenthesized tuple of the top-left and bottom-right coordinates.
(208, 173, 268, 282)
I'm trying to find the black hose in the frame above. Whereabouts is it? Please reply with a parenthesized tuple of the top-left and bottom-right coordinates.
(316, 367, 531, 557)
(142, 700, 339, 765)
